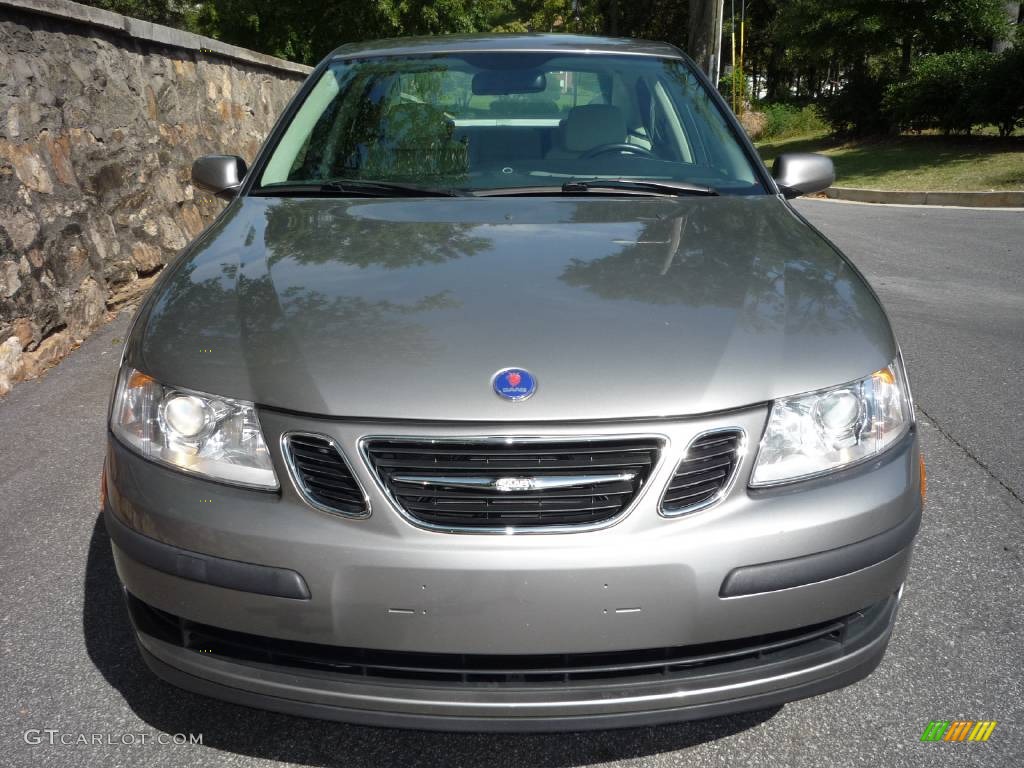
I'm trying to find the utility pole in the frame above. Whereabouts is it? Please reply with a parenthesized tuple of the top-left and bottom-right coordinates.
(688, 0, 725, 82)
(712, 0, 724, 84)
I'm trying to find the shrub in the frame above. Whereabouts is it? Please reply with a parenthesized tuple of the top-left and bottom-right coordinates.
(739, 110, 767, 140)
(717, 72, 751, 113)
(759, 103, 825, 140)
(884, 49, 992, 135)
(822, 67, 898, 137)
(979, 47, 1024, 137)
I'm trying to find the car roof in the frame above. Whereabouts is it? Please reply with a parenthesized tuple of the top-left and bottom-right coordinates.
(328, 33, 683, 61)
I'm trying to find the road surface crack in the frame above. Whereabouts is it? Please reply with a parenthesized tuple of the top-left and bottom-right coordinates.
(916, 405, 1024, 506)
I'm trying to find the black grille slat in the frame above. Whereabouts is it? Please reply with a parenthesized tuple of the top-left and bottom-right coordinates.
(662, 488, 719, 506)
(307, 486, 364, 505)
(685, 445, 739, 461)
(667, 469, 728, 490)
(366, 438, 660, 530)
(660, 431, 743, 515)
(299, 466, 361, 487)
(402, 502, 622, 517)
(289, 451, 352, 471)
(285, 434, 367, 516)
(128, 592, 878, 686)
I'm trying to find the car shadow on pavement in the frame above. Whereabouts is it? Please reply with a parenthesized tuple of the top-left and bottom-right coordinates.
(83, 514, 780, 766)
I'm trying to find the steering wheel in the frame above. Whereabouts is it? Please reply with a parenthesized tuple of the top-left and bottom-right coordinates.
(580, 143, 657, 160)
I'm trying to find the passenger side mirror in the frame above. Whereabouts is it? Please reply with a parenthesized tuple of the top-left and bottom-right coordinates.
(192, 155, 247, 200)
(772, 153, 834, 199)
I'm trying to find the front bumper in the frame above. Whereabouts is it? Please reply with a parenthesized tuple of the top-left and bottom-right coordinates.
(105, 407, 921, 729)
(126, 589, 900, 731)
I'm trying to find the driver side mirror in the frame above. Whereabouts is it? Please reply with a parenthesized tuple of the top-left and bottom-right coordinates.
(772, 153, 834, 199)
(192, 155, 247, 200)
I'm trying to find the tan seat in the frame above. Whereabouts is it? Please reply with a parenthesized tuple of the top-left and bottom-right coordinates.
(547, 104, 627, 158)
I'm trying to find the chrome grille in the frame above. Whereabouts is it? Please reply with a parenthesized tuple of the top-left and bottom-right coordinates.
(363, 437, 662, 531)
(282, 433, 368, 517)
(660, 430, 744, 515)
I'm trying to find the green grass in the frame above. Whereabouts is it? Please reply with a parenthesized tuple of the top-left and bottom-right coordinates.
(757, 131, 1024, 191)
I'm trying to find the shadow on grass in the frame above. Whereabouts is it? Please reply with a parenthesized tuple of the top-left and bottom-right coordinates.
(82, 514, 781, 767)
(758, 134, 1024, 189)
(757, 134, 840, 163)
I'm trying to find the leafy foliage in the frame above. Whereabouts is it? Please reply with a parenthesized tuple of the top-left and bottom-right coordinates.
(885, 47, 1024, 137)
(78, 0, 1022, 138)
(758, 104, 825, 140)
(821, 61, 901, 137)
(979, 46, 1024, 137)
(884, 50, 991, 135)
(757, 0, 1013, 135)
(191, 0, 515, 64)
(83, 0, 200, 28)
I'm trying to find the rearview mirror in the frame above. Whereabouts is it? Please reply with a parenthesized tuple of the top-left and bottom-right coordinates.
(772, 153, 834, 199)
(192, 155, 247, 200)
(472, 70, 546, 96)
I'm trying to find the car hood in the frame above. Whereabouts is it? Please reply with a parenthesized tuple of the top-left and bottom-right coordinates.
(129, 195, 897, 421)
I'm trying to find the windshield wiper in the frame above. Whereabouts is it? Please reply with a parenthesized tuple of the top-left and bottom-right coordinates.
(562, 179, 719, 196)
(253, 180, 459, 197)
(473, 178, 718, 197)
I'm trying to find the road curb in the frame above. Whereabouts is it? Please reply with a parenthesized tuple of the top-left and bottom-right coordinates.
(822, 187, 1024, 207)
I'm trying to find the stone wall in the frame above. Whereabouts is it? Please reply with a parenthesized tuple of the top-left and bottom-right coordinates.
(0, 0, 310, 394)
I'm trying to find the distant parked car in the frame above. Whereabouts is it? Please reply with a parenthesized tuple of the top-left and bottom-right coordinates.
(104, 34, 922, 731)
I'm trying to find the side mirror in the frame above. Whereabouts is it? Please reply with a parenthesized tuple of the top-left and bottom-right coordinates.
(191, 155, 247, 200)
(772, 153, 834, 198)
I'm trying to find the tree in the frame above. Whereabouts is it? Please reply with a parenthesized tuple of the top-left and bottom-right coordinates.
(80, 0, 201, 28)
(765, 0, 1012, 134)
(191, 0, 515, 64)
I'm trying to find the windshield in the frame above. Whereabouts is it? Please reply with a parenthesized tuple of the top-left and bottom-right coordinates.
(256, 52, 765, 195)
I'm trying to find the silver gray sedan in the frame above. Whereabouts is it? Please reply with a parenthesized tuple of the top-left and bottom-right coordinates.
(103, 33, 923, 731)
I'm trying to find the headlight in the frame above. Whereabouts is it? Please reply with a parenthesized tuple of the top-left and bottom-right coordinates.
(110, 367, 278, 489)
(750, 358, 912, 486)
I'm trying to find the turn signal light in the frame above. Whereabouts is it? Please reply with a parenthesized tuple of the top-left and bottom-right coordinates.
(99, 464, 107, 510)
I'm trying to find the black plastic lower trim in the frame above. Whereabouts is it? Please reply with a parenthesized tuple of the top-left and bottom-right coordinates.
(127, 591, 887, 686)
(719, 509, 921, 597)
(135, 628, 891, 732)
(104, 505, 310, 600)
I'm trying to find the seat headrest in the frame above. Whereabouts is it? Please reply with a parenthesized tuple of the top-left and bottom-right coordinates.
(562, 104, 626, 152)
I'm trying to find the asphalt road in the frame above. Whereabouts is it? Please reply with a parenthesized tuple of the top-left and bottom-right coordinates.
(0, 199, 1021, 768)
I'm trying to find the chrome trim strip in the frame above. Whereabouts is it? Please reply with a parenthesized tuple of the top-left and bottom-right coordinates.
(658, 428, 747, 518)
(281, 431, 372, 520)
(333, 47, 679, 62)
(392, 472, 637, 491)
(393, 475, 496, 488)
(358, 434, 667, 535)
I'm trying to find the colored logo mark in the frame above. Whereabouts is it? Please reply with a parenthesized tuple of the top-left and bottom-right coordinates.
(493, 368, 536, 401)
(920, 721, 997, 742)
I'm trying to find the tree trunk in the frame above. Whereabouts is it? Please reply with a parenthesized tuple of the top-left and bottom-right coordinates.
(766, 46, 783, 101)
